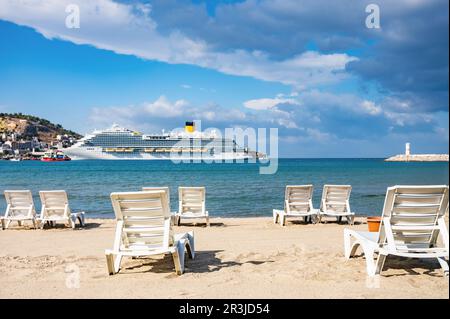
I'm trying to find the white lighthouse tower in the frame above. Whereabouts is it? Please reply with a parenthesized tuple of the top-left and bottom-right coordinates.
(405, 142, 411, 161)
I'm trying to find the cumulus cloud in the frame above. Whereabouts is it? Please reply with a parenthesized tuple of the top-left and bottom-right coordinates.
(346, 0, 449, 113)
(89, 95, 249, 133)
(0, 0, 356, 88)
(89, 88, 446, 150)
(244, 97, 298, 110)
(359, 101, 382, 116)
(2, 0, 444, 114)
(149, 0, 448, 115)
(243, 89, 445, 139)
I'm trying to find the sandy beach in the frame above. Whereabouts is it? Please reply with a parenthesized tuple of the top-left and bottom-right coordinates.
(0, 217, 448, 299)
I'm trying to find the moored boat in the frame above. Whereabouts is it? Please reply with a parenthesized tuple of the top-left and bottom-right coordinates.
(41, 150, 71, 162)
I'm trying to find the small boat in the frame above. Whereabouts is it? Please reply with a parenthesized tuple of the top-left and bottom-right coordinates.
(41, 150, 71, 162)
(9, 158, 21, 162)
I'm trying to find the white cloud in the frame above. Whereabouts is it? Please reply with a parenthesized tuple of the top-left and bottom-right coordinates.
(180, 84, 191, 89)
(245, 91, 384, 117)
(360, 100, 382, 116)
(384, 111, 433, 127)
(242, 89, 445, 138)
(87, 91, 447, 151)
(244, 97, 298, 110)
(89, 95, 250, 133)
(0, 0, 357, 88)
(305, 128, 331, 142)
(142, 96, 188, 118)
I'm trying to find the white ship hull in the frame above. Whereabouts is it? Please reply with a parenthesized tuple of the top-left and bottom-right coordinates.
(64, 146, 253, 161)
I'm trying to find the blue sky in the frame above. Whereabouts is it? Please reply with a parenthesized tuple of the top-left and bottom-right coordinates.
(0, 0, 448, 157)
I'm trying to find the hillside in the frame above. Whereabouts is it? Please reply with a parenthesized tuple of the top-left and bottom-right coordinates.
(0, 113, 81, 144)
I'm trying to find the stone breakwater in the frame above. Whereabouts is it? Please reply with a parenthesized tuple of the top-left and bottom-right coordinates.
(385, 154, 449, 162)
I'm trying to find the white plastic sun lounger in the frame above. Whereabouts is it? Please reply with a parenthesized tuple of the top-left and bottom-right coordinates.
(37, 191, 85, 229)
(344, 185, 449, 276)
(318, 185, 355, 224)
(176, 187, 209, 226)
(105, 191, 195, 275)
(273, 185, 319, 226)
(1, 190, 37, 230)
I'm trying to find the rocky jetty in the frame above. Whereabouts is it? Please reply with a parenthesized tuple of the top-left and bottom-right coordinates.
(385, 154, 449, 162)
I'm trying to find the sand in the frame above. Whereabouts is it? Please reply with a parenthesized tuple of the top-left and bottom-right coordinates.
(0, 217, 448, 299)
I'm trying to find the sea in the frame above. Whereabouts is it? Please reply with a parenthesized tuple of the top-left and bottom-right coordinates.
(0, 159, 448, 218)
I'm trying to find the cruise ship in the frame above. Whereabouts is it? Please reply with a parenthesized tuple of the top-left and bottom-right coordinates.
(64, 122, 254, 161)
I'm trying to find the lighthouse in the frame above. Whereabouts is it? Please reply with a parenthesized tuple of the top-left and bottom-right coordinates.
(405, 142, 411, 161)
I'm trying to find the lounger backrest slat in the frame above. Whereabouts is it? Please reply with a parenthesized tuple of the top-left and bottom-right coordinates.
(39, 191, 70, 218)
(285, 185, 313, 213)
(142, 187, 170, 207)
(111, 191, 171, 251)
(4, 190, 35, 217)
(179, 187, 205, 214)
(320, 185, 351, 213)
(378, 185, 449, 253)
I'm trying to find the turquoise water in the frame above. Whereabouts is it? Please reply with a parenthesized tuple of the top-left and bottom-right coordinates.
(0, 159, 448, 218)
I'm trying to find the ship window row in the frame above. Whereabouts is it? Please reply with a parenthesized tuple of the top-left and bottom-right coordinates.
(85, 138, 236, 148)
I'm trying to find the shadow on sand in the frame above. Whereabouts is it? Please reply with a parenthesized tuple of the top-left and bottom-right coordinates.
(122, 250, 274, 275)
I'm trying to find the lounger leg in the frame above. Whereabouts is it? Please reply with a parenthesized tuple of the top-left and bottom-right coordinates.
(172, 240, 186, 275)
(437, 257, 449, 276)
(106, 253, 122, 275)
(69, 216, 76, 229)
(273, 210, 279, 224)
(114, 255, 123, 273)
(78, 213, 86, 227)
(32, 219, 37, 229)
(177, 216, 181, 226)
(375, 253, 387, 275)
(106, 252, 115, 275)
(343, 229, 361, 259)
(1, 218, 6, 230)
(363, 247, 377, 276)
(347, 215, 354, 225)
(172, 251, 183, 275)
(206, 216, 210, 227)
(280, 214, 286, 226)
(185, 231, 195, 259)
(18, 221, 23, 227)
